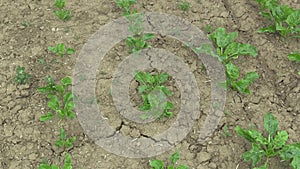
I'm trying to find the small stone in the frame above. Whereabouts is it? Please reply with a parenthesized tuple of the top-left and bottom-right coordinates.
(197, 152, 211, 163)
(120, 125, 130, 135)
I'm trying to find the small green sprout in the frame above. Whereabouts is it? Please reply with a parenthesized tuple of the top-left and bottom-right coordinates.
(288, 51, 300, 75)
(38, 76, 76, 122)
(48, 43, 75, 57)
(134, 70, 174, 120)
(39, 153, 73, 169)
(53, 0, 73, 21)
(150, 150, 189, 169)
(235, 113, 300, 169)
(255, 0, 300, 38)
(196, 27, 259, 94)
(114, 0, 137, 16)
(126, 33, 154, 53)
(14, 65, 32, 84)
(177, 1, 191, 11)
(55, 128, 76, 149)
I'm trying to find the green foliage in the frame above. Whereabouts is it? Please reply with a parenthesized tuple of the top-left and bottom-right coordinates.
(14, 65, 32, 84)
(235, 113, 300, 169)
(134, 70, 174, 120)
(114, 0, 137, 16)
(53, 0, 73, 21)
(48, 43, 75, 57)
(197, 27, 259, 94)
(124, 12, 154, 53)
(255, 0, 300, 38)
(39, 153, 73, 169)
(126, 33, 154, 53)
(288, 51, 300, 75)
(38, 76, 76, 122)
(55, 128, 76, 149)
(177, 1, 191, 11)
(150, 150, 189, 169)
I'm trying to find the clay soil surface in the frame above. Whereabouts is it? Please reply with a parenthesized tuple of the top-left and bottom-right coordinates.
(0, 0, 300, 169)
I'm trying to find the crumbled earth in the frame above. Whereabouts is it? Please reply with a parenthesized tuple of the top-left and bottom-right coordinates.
(0, 0, 299, 169)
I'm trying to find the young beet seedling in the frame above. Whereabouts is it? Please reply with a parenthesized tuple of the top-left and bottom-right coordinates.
(150, 150, 189, 169)
(114, 0, 137, 16)
(255, 0, 300, 38)
(53, 0, 73, 21)
(125, 12, 154, 53)
(196, 27, 259, 94)
(134, 70, 174, 120)
(38, 76, 76, 122)
(235, 113, 300, 169)
(126, 33, 154, 53)
(39, 153, 73, 169)
(288, 51, 300, 75)
(14, 65, 32, 84)
(177, 0, 191, 11)
(48, 43, 75, 57)
(55, 128, 76, 150)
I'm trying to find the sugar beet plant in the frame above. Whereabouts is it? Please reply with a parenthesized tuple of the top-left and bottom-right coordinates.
(37, 76, 76, 122)
(39, 153, 73, 169)
(134, 70, 174, 120)
(48, 43, 75, 57)
(114, 0, 137, 16)
(115, 0, 154, 53)
(125, 12, 154, 53)
(235, 113, 300, 169)
(288, 51, 300, 75)
(255, 0, 300, 38)
(197, 27, 259, 94)
(55, 128, 76, 150)
(150, 150, 189, 169)
(14, 65, 32, 84)
(53, 0, 73, 21)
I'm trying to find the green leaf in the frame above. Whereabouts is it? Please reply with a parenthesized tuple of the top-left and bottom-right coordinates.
(40, 112, 54, 122)
(164, 102, 174, 110)
(225, 62, 240, 80)
(143, 33, 154, 41)
(237, 43, 258, 57)
(243, 143, 265, 166)
(258, 26, 276, 33)
(55, 84, 64, 93)
(273, 131, 288, 149)
(160, 86, 173, 96)
(195, 43, 218, 57)
(279, 144, 300, 160)
(231, 72, 259, 94)
(170, 150, 180, 166)
(177, 165, 189, 169)
(138, 85, 148, 93)
(150, 160, 165, 169)
(291, 155, 300, 169)
(61, 76, 72, 86)
(286, 10, 300, 27)
(158, 73, 169, 84)
(209, 27, 238, 48)
(48, 95, 60, 111)
(66, 48, 75, 55)
(235, 126, 256, 143)
(62, 153, 72, 169)
(288, 51, 300, 62)
(224, 42, 239, 59)
(63, 92, 73, 103)
(264, 113, 278, 137)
